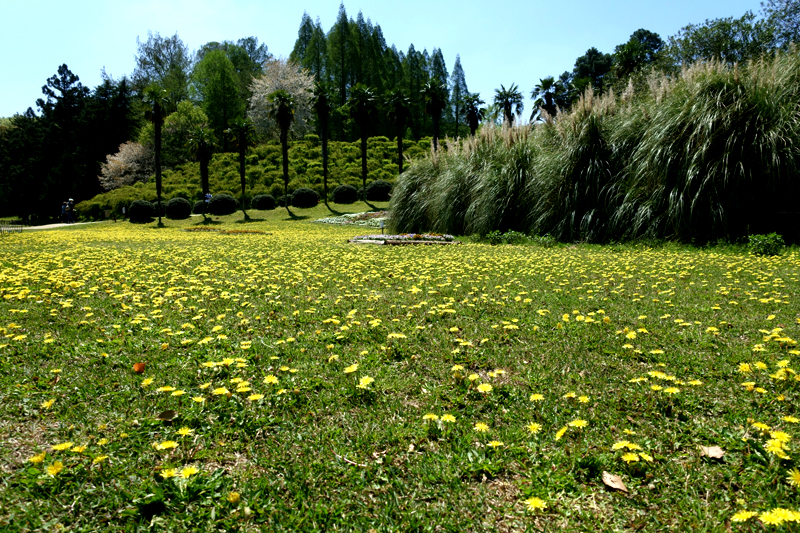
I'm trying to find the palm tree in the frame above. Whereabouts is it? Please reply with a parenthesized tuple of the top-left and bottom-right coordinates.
(225, 118, 255, 219)
(493, 83, 524, 126)
(346, 84, 378, 198)
(312, 83, 331, 206)
(187, 126, 216, 220)
(421, 78, 448, 152)
(267, 90, 295, 214)
(463, 93, 486, 137)
(384, 89, 411, 174)
(143, 85, 168, 226)
(530, 77, 558, 122)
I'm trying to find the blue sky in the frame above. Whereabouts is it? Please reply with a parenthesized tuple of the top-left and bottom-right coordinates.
(1, 0, 764, 119)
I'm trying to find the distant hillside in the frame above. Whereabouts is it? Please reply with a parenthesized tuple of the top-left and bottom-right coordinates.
(77, 135, 433, 218)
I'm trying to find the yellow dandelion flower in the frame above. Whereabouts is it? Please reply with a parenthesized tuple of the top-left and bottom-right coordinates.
(156, 386, 176, 393)
(441, 414, 456, 423)
(41, 399, 55, 409)
(621, 452, 639, 463)
(29, 452, 47, 464)
(529, 393, 544, 401)
(92, 455, 109, 464)
(487, 440, 504, 448)
(176, 427, 194, 437)
(153, 440, 179, 451)
(731, 510, 757, 522)
(786, 468, 800, 487)
(477, 383, 493, 393)
(555, 426, 568, 441)
(474, 422, 489, 432)
(160, 468, 176, 479)
(212, 387, 230, 396)
(568, 419, 588, 428)
(638, 452, 653, 462)
(192, 396, 205, 403)
(247, 393, 264, 401)
(467, 373, 480, 381)
(738, 363, 752, 374)
(343, 364, 358, 374)
(46, 461, 65, 476)
(227, 492, 241, 504)
(51, 442, 73, 451)
(783, 416, 800, 424)
(423, 413, 439, 421)
(525, 497, 547, 511)
(141, 378, 154, 387)
(527, 423, 542, 434)
(357, 376, 374, 389)
(179, 465, 199, 478)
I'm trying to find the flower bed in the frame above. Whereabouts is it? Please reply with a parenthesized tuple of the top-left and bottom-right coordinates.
(314, 211, 389, 228)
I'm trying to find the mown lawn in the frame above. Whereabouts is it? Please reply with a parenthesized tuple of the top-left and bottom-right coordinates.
(1, 205, 799, 531)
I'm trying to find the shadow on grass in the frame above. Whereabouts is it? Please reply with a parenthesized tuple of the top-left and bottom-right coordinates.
(194, 217, 222, 226)
(324, 201, 345, 216)
(235, 217, 266, 224)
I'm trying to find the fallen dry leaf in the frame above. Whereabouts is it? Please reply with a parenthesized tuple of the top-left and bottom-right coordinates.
(602, 471, 628, 493)
(700, 446, 725, 459)
(156, 410, 177, 421)
(133, 362, 146, 374)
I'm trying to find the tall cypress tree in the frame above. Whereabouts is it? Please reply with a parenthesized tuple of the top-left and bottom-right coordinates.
(449, 55, 468, 138)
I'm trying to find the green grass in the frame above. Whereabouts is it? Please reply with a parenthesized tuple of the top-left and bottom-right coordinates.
(1, 207, 799, 531)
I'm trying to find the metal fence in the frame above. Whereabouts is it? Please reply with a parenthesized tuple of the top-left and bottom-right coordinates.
(0, 225, 23, 235)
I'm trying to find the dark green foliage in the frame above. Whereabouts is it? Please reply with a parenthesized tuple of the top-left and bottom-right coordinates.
(192, 200, 206, 214)
(291, 187, 319, 208)
(365, 180, 392, 201)
(748, 233, 785, 256)
(165, 197, 191, 219)
(207, 194, 238, 216)
(487, 230, 529, 245)
(251, 194, 276, 210)
(128, 200, 155, 223)
(277, 195, 291, 207)
(332, 184, 358, 204)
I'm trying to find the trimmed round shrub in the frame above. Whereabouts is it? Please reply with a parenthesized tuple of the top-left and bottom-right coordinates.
(332, 184, 358, 204)
(192, 200, 206, 214)
(153, 201, 166, 217)
(365, 180, 392, 202)
(208, 194, 239, 216)
(292, 188, 320, 208)
(277, 195, 290, 207)
(165, 197, 192, 220)
(129, 200, 155, 223)
(251, 194, 276, 210)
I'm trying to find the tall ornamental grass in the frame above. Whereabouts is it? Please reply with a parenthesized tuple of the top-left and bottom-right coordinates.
(390, 47, 800, 243)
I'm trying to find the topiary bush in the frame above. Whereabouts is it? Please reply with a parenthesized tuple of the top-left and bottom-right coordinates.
(365, 180, 392, 202)
(208, 194, 239, 216)
(292, 188, 320, 208)
(153, 201, 166, 218)
(165, 197, 192, 219)
(251, 194, 276, 210)
(192, 200, 206, 215)
(332, 184, 358, 204)
(128, 200, 155, 223)
(277, 195, 290, 207)
(749, 233, 785, 256)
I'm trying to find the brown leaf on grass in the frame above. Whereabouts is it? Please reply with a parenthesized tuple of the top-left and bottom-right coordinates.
(156, 410, 177, 421)
(133, 362, 146, 374)
(700, 446, 725, 459)
(602, 471, 628, 493)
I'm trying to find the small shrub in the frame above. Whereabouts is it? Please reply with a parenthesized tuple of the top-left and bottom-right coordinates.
(251, 194, 276, 210)
(486, 230, 504, 245)
(153, 201, 166, 217)
(128, 200, 155, 223)
(365, 180, 392, 202)
(208, 194, 239, 216)
(333, 184, 358, 204)
(292, 188, 320, 208)
(165, 197, 192, 220)
(531, 234, 556, 248)
(749, 233, 785, 256)
(277, 195, 291, 207)
(192, 201, 206, 215)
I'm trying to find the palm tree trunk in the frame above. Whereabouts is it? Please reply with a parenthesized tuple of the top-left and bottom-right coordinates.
(239, 140, 246, 217)
(432, 116, 440, 152)
(361, 133, 368, 197)
(322, 132, 329, 204)
(154, 101, 162, 226)
(397, 129, 404, 174)
(281, 128, 290, 214)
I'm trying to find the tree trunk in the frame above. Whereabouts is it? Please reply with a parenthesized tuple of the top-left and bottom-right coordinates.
(281, 128, 290, 214)
(154, 101, 162, 225)
(432, 115, 440, 152)
(322, 132, 329, 204)
(361, 133, 368, 197)
(397, 128, 404, 174)
(239, 138, 246, 217)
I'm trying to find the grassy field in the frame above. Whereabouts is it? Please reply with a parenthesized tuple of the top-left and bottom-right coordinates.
(1, 204, 799, 531)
